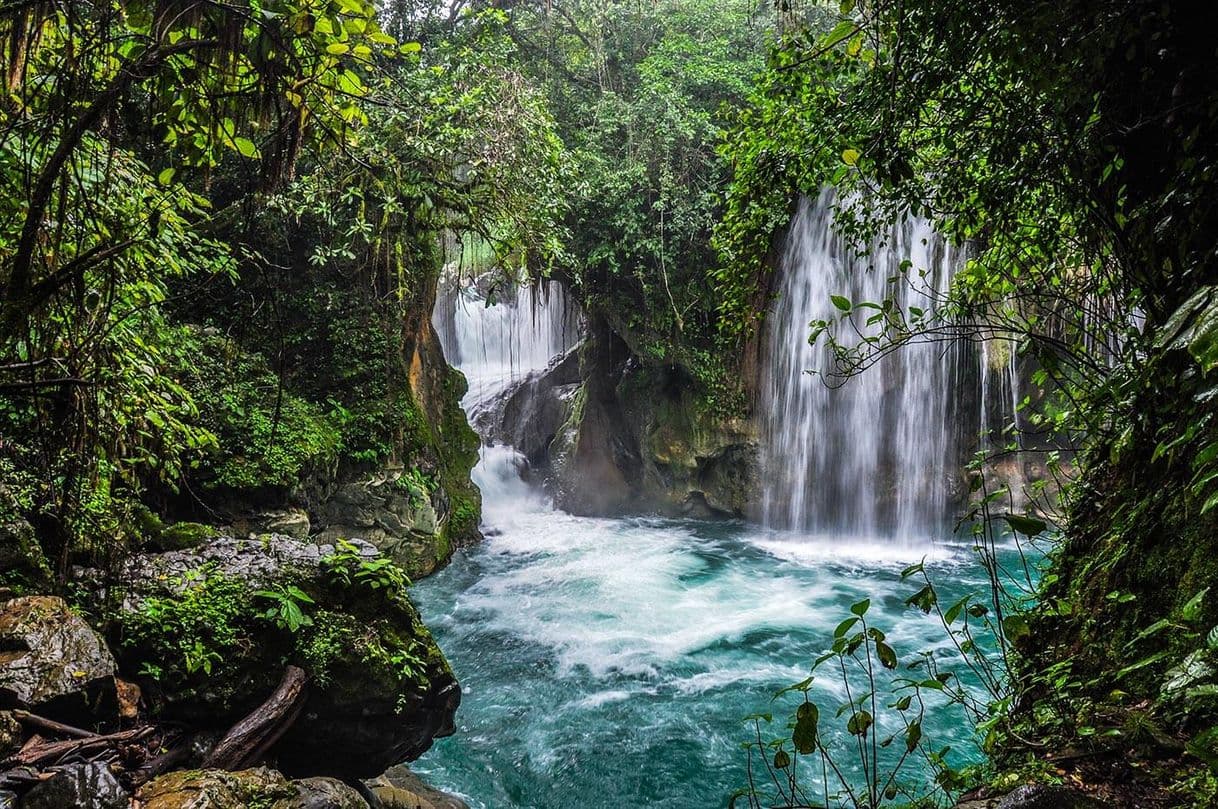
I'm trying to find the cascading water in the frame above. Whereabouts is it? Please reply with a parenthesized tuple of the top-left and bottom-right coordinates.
(433, 276, 580, 416)
(759, 192, 971, 540)
(412, 223, 1018, 808)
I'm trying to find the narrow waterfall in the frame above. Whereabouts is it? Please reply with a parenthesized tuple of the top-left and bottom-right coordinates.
(432, 274, 581, 511)
(758, 193, 974, 539)
(434, 276, 580, 414)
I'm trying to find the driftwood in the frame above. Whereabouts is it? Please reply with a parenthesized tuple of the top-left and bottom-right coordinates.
(202, 664, 308, 771)
(12, 709, 98, 739)
(5, 727, 152, 769)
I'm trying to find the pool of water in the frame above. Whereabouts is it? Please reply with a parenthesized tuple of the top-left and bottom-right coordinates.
(409, 450, 1015, 808)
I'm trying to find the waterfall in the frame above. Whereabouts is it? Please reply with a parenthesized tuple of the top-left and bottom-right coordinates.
(434, 276, 580, 414)
(758, 192, 976, 540)
(433, 273, 581, 508)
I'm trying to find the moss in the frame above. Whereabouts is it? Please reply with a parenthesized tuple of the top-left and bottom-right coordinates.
(156, 522, 218, 551)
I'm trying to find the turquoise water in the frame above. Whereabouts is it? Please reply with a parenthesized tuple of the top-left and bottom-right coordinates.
(410, 450, 1014, 808)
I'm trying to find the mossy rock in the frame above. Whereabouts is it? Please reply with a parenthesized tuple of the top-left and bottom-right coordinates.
(137, 767, 296, 809)
(115, 535, 459, 780)
(155, 522, 219, 551)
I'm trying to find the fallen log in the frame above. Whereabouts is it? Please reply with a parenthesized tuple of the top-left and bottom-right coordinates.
(202, 664, 308, 771)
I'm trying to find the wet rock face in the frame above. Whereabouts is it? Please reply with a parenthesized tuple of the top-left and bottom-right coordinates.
(117, 535, 460, 781)
(475, 345, 582, 468)
(548, 350, 759, 519)
(315, 477, 445, 579)
(0, 596, 116, 721)
(22, 762, 129, 809)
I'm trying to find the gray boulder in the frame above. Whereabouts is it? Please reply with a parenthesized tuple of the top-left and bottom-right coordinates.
(117, 534, 460, 780)
(0, 595, 116, 721)
(288, 777, 370, 808)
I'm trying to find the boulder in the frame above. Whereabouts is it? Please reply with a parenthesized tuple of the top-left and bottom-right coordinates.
(994, 785, 1099, 809)
(365, 766, 469, 809)
(22, 762, 128, 809)
(116, 534, 460, 780)
(0, 595, 116, 721)
(137, 767, 296, 809)
(288, 777, 369, 808)
(315, 478, 445, 578)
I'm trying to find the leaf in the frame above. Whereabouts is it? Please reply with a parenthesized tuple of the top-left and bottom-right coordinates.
(906, 721, 922, 753)
(1001, 615, 1031, 643)
(850, 598, 871, 617)
(846, 710, 873, 736)
(876, 640, 897, 669)
(842, 148, 860, 166)
(943, 596, 969, 626)
(1003, 513, 1047, 537)
(232, 137, 259, 158)
(157, 167, 175, 185)
(399, 41, 422, 53)
(1182, 587, 1210, 622)
(326, 42, 350, 55)
(773, 749, 790, 769)
(820, 19, 859, 51)
(906, 584, 937, 613)
(834, 616, 860, 638)
(831, 294, 852, 312)
(773, 677, 814, 699)
(1208, 625, 1218, 650)
(793, 702, 818, 754)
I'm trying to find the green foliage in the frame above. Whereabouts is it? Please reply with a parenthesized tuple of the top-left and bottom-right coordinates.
(120, 565, 254, 683)
(741, 597, 961, 809)
(322, 539, 412, 596)
(500, 0, 765, 388)
(171, 328, 341, 494)
(254, 584, 316, 633)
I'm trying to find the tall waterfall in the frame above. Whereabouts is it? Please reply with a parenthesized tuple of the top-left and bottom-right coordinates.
(758, 193, 974, 540)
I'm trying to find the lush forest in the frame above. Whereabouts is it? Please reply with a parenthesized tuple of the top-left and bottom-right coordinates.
(0, 0, 1215, 807)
